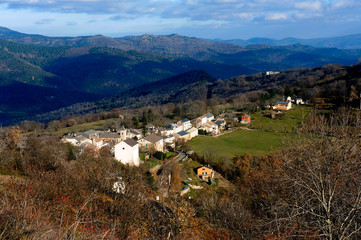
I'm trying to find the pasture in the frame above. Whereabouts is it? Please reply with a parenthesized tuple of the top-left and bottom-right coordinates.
(187, 129, 292, 160)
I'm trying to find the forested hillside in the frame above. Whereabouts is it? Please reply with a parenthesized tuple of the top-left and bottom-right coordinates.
(28, 63, 361, 124)
(1, 27, 361, 124)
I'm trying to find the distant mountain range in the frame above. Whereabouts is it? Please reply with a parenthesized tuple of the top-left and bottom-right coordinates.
(1, 26, 361, 124)
(210, 33, 361, 49)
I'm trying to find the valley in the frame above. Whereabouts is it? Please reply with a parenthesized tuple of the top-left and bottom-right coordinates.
(0, 26, 361, 239)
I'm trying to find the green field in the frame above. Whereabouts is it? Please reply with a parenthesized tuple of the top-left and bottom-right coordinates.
(187, 129, 291, 160)
(53, 118, 118, 136)
(250, 106, 311, 132)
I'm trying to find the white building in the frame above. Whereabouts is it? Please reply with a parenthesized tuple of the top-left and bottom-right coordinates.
(195, 113, 214, 128)
(180, 119, 192, 131)
(114, 138, 140, 166)
(61, 137, 79, 146)
(296, 98, 305, 105)
(91, 137, 104, 148)
(202, 121, 219, 135)
(266, 71, 280, 76)
(186, 127, 199, 140)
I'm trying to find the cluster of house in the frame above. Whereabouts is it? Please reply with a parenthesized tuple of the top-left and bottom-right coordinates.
(266, 71, 280, 76)
(62, 112, 227, 167)
(273, 96, 305, 110)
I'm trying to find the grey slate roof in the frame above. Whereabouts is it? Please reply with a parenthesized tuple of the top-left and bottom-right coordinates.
(75, 135, 87, 141)
(82, 129, 98, 137)
(275, 101, 289, 105)
(204, 113, 214, 118)
(177, 131, 188, 136)
(124, 138, 138, 147)
(144, 134, 163, 143)
(99, 132, 120, 139)
(129, 129, 141, 135)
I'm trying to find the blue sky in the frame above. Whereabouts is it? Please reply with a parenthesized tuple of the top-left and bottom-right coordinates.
(1, 0, 361, 39)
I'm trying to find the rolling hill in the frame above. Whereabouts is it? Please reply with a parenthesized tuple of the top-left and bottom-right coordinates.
(27, 63, 361, 124)
(1, 27, 361, 124)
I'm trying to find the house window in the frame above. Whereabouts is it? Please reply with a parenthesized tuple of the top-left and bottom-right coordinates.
(203, 172, 207, 175)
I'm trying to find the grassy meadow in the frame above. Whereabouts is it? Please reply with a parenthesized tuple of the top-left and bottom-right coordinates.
(187, 129, 292, 160)
(52, 118, 118, 136)
(250, 105, 311, 132)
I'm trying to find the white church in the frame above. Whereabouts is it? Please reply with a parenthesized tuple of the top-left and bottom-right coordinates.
(114, 138, 140, 166)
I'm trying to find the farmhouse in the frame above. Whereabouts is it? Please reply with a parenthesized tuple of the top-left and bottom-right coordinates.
(213, 119, 226, 130)
(241, 114, 251, 124)
(114, 138, 140, 166)
(197, 164, 215, 180)
(273, 100, 292, 110)
(202, 121, 219, 135)
(138, 134, 164, 152)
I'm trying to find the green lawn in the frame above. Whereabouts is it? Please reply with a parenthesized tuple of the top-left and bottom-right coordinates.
(187, 129, 292, 160)
(250, 106, 311, 132)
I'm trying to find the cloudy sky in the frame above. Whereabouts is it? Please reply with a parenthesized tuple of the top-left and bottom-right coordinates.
(1, 0, 361, 39)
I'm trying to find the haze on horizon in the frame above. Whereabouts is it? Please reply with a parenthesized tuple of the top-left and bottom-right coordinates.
(1, 0, 361, 40)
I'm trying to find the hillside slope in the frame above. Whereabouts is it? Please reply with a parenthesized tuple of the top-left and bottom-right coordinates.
(28, 64, 361, 124)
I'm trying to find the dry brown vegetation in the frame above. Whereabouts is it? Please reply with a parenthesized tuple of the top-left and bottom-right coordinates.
(1, 109, 361, 239)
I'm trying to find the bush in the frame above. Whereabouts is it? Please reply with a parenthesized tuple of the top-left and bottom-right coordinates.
(153, 151, 165, 160)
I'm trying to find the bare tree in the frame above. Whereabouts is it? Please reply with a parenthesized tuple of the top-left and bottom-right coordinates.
(267, 111, 361, 239)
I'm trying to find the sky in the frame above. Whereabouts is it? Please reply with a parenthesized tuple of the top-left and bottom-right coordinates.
(0, 0, 361, 39)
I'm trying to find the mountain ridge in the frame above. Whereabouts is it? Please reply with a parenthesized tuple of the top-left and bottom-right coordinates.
(213, 33, 361, 49)
(1, 27, 361, 124)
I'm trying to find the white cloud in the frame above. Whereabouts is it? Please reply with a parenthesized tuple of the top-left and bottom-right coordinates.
(234, 13, 255, 20)
(266, 13, 288, 20)
(330, 0, 360, 9)
(0, 0, 361, 39)
(295, 1, 323, 11)
(295, 12, 323, 19)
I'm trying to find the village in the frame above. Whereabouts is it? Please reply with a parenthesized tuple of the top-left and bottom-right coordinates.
(61, 96, 304, 197)
(61, 96, 305, 165)
(62, 112, 224, 167)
